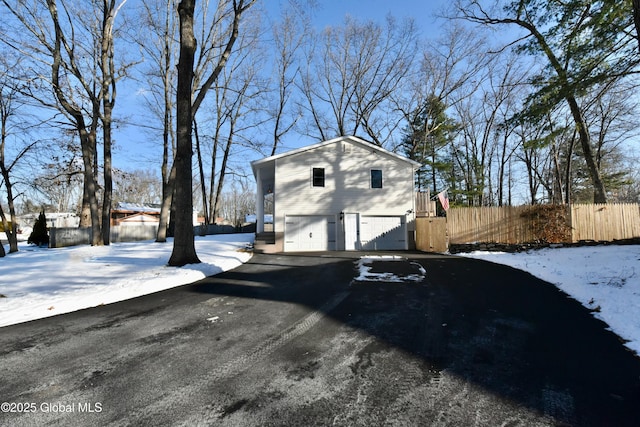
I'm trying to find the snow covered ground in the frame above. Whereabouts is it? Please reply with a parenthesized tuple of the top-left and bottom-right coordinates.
(0, 234, 254, 328)
(1, 234, 639, 356)
(459, 245, 640, 355)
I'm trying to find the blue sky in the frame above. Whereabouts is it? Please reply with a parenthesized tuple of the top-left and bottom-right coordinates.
(112, 0, 455, 172)
(302, 0, 448, 34)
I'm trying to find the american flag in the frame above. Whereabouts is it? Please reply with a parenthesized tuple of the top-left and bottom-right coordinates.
(437, 190, 449, 211)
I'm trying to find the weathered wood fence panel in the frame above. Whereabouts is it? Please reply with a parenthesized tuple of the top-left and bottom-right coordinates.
(416, 191, 437, 217)
(447, 206, 540, 244)
(50, 225, 159, 248)
(110, 225, 160, 243)
(415, 217, 447, 252)
(444, 203, 640, 245)
(571, 203, 640, 242)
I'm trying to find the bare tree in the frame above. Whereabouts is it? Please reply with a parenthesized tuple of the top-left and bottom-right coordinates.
(268, 2, 309, 156)
(191, 0, 262, 225)
(396, 24, 489, 158)
(0, 57, 37, 254)
(169, 0, 256, 267)
(397, 23, 492, 200)
(451, 52, 530, 206)
(1, 0, 131, 245)
(99, 0, 129, 245)
(299, 15, 418, 146)
(218, 183, 253, 227)
(31, 147, 84, 212)
(137, 0, 179, 242)
(453, 0, 639, 203)
(170, 0, 199, 265)
(113, 168, 162, 206)
(492, 56, 529, 206)
(210, 62, 262, 223)
(196, 11, 264, 224)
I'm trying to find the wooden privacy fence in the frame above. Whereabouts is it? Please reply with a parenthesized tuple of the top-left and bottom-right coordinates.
(570, 203, 640, 242)
(416, 191, 437, 217)
(415, 217, 447, 252)
(49, 225, 160, 248)
(445, 203, 640, 245)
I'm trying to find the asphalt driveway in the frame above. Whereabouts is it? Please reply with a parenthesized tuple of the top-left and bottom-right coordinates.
(1, 252, 639, 426)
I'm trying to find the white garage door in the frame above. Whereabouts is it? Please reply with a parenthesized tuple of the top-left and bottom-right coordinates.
(360, 216, 407, 250)
(284, 215, 336, 252)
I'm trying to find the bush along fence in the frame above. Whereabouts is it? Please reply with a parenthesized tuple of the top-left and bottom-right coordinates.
(438, 203, 640, 252)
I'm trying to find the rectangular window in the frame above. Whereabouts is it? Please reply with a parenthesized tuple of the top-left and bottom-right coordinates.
(312, 167, 325, 187)
(371, 169, 383, 188)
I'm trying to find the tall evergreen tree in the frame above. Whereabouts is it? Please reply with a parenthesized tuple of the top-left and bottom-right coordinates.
(402, 95, 457, 193)
(27, 210, 49, 247)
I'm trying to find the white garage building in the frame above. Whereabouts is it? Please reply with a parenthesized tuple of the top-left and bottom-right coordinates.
(252, 136, 421, 253)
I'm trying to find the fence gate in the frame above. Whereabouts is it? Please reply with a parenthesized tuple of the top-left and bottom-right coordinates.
(415, 217, 447, 252)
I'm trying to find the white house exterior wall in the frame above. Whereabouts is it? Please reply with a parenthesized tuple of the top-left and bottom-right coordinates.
(273, 139, 415, 249)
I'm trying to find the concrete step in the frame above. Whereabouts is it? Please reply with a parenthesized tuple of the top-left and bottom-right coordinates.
(253, 232, 279, 254)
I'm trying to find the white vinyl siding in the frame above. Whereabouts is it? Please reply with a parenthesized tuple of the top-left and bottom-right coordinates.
(268, 137, 416, 251)
(276, 142, 412, 211)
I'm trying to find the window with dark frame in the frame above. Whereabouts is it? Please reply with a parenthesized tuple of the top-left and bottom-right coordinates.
(312, 167, 325, 187)
(371, 169, 383, 188)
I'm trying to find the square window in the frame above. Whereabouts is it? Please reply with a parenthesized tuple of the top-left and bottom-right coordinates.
(312, 168, 325, 187)
(371, 169, 383, 188)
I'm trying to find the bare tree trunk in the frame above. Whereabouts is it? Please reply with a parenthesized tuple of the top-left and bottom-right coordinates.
(83, 131, 102, 246)
(213, 127, 234, 221)
(208, 131, 218, 223)
(634, 0, 640, 54)
(0, 165, 19, 253)
(0, 74, 21, 254)
(498, 133, 508, 207)
(564, 130, 576, 204)
(0, 176, 18, 254)
(566, 96, 606, 203)
(167, 0, 255, 264)
(156, 162, 175, 242)
(552, 142, 563, 204)
(48, 0, 105, 245)
(169, 0, 200, 266)
(193, 119, 208, 225)
(269, 8, 307, 156)
(143, 0, 178, 243)
(100, 0, 120, 245)
(102, 113, 113, 244)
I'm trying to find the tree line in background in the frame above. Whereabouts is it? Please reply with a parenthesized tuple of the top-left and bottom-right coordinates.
(1, 0, 639, 261)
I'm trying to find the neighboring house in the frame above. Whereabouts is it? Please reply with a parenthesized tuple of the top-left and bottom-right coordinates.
(117, 213, 160, 226)
(19, 212, 80, 230)
(251, 135, 421, 252)
(111, 203, 161, 226)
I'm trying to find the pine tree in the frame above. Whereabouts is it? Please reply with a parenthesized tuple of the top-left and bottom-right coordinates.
(401, 95, 457, 193)
(27, 210, 49, 247)
(458, 0, 639, 202)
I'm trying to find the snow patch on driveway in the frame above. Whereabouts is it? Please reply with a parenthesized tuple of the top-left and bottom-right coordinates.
(353, 256, 426, 283)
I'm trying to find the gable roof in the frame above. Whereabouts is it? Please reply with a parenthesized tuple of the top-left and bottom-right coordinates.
(251, 135, 421, 177)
